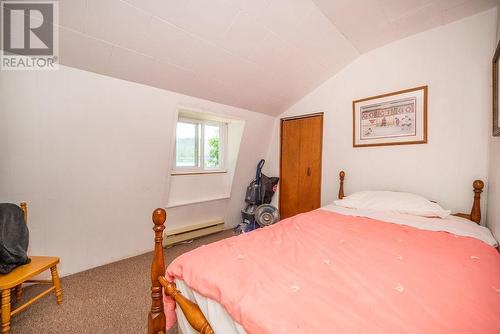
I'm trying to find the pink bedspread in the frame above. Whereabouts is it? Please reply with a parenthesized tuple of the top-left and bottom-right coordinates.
(165, 210, 500, 333)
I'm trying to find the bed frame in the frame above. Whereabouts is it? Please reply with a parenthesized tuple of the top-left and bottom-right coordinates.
(338, 171, 484, 224)
(148, 171, 484, 334)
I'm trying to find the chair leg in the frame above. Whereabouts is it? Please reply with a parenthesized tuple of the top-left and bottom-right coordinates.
(1, 289, 11, 334)
(50, 266, 62, 305)
(14, 285, 22, 301)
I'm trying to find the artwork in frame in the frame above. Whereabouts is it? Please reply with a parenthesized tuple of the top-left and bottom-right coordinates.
(353, 86, 428, 147)
(492, 39, 500, 136)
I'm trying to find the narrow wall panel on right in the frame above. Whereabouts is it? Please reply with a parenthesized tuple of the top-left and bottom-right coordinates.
(487, 7, 500, 240)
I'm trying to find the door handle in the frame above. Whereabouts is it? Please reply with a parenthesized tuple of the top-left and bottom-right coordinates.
(307, 167, 311, 176)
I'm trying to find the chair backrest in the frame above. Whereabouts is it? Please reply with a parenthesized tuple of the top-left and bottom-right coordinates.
(20, 202, 27, 225)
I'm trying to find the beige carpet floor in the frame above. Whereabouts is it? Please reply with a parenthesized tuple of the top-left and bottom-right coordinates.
(9, 230, 235, 334)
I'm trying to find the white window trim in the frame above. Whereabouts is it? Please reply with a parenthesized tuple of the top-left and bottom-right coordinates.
(173, 117, 228, 174)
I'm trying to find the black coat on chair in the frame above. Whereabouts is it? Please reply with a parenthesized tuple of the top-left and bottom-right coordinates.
(0, 203, 30, 274)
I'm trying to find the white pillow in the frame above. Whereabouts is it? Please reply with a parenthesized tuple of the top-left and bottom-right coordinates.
(333, 191, 451, 218)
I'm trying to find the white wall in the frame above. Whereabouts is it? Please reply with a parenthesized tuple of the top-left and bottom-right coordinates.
(267, 9, 498, 223)
(0, 65, 274, 276)
(486, 8, 500, 241)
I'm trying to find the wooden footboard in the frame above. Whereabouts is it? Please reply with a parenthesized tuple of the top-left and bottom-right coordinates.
(148, 208, 214, 334)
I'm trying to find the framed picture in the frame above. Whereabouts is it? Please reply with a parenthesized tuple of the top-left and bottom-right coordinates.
(353, 86, 428, 147)
(492, 40, 500, 136)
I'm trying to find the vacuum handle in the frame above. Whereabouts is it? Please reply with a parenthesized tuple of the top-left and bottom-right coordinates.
(256, 159, 265, 183)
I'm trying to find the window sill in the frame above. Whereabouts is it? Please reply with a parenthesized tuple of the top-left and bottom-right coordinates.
(166, 195, 230, 208)
(171, 170, 228, 176)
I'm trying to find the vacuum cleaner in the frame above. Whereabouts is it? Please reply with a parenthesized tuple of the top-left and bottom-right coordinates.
(235, 159, 280, 234)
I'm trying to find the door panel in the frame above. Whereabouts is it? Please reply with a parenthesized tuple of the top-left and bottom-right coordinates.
(280, 114, 323, 219)
(280, 119, 302, 219)
(298, 116, 322, 213)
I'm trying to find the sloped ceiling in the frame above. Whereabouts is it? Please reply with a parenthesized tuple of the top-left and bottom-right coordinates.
(313, 0, 499, 53)
(56, 0, 498, 115)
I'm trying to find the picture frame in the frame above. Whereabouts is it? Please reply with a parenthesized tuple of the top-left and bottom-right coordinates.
(353, 86, 428, 147)
(492, 40, 500, 137)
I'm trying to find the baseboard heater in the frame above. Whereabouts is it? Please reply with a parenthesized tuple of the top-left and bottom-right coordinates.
(164, 219, 225, 246)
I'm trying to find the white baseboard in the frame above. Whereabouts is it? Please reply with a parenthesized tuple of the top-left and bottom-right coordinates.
(164, 220, 225, 246)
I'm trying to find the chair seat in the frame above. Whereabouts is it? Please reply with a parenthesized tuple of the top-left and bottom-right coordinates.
(0, 256, 59, 290)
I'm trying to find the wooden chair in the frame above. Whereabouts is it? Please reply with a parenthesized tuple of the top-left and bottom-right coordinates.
(0, 203, 62, 334)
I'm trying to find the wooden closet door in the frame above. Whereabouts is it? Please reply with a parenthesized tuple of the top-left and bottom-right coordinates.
(280, 114, 323, 219)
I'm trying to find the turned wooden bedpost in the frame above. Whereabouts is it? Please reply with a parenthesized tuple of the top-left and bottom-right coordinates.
(470, 180, 484, 224)
(148, 208, 167, 334)
(453, 180, 484, 224)
(159, 277, 214, 334)
(338, 171, 345, 199)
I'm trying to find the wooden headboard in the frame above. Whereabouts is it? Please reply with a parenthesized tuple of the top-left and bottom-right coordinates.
(337, 171, 484, 224)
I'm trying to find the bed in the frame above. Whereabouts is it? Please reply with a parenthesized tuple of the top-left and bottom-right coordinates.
(147, 171, 500, 334)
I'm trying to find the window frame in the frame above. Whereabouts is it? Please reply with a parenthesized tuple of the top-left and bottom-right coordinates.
(172, 117, 227, 174)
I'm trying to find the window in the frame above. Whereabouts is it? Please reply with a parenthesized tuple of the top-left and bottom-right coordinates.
(174, 117, 227, 172)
